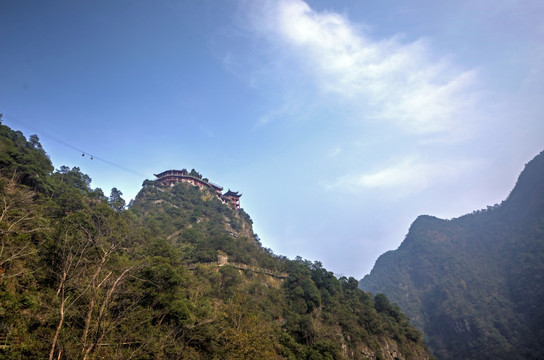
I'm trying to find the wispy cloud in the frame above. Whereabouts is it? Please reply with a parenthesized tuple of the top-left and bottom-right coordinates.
(254, 102, 293, 128)
(326, 156, 477, 196)
(328, 147, 342, 158)
(247, 0, 481, 135)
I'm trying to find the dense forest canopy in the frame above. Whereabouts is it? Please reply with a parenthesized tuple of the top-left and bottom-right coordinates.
(360, 150, 544, 359)
(0, 119, 432, 359)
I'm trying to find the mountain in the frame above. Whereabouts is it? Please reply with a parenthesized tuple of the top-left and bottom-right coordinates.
(0, 119, 432, 359)
(360, 150, 544, 359)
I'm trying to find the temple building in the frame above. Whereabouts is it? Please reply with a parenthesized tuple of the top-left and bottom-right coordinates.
(221, 189, 242, 210)
(154, 169, 242, 209)
(154, 169, 223, 195)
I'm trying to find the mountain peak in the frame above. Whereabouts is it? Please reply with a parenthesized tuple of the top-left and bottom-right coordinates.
(360, 149, 544, 359)
(502, 150, 544, 218)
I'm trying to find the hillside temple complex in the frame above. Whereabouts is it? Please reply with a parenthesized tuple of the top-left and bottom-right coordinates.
(154, 169, 242, 209)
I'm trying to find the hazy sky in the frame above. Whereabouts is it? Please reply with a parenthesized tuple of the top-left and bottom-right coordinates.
(1, 0, 543, 278)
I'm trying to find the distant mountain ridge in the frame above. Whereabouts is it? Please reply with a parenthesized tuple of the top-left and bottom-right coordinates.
(360, 150, 544, 359)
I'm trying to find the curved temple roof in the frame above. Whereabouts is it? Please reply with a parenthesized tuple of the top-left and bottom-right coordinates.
(222, 189, 242, 198)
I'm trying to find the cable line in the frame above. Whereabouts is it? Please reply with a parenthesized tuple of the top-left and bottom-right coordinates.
(3, 113, 147, 177)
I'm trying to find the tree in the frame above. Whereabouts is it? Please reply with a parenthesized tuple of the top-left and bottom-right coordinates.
(189, 169, 201, 179)
(55, 166, 91, 191)
(0, 176, 48, 278)
(109, 187, 125, 212)
(216, 296, 281, 358)
(27, 134, 45, 154)
(48, 207, 142, 360)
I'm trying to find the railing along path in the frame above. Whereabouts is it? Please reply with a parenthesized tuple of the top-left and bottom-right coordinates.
(185, 261, 288, 279)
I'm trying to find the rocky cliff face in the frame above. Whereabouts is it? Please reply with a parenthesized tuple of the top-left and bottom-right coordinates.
(356, 337, 433, 360)
(360, 150, 544, 360)
(132, 180, 435, 359)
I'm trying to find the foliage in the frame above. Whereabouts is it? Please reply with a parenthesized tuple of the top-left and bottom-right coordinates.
(360, 150, 544, 360)
(0, 122, 432, 359)
(0, 119, 54, 193)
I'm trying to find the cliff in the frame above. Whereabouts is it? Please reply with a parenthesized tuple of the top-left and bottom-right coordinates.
(360, 150, 544, 359)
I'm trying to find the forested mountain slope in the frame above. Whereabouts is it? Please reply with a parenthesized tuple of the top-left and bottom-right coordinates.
(0, 120, 432, 359)
(360, 150, 544, 359)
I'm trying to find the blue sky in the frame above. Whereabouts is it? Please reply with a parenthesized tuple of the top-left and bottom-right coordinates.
(1, 0, 543, 278)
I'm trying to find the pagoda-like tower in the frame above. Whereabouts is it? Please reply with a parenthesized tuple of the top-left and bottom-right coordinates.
(221, 189, 242, 209)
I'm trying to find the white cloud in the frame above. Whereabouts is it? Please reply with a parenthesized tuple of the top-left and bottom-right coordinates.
(248, 0, 480, 135)
(327, 156, 476, 196)
(329, 147, 342, 158)
(253, 102, 292, 128)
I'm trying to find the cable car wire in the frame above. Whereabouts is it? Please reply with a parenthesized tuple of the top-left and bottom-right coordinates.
(3, 113, 146, 177)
